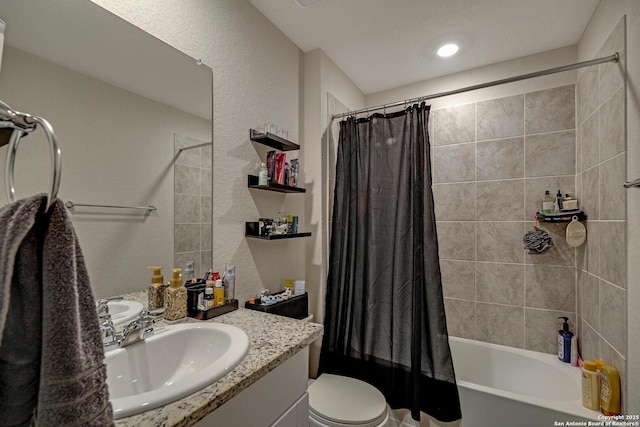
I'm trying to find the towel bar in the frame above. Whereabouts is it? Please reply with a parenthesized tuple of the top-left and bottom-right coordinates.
(65, 201, 157, 212)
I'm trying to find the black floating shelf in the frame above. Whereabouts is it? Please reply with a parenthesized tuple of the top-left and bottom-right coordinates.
(536, 211, 587, 223)
(248, 175, 305, 193)
(250, 129, 300, 151)
(246, 232, 312, 240)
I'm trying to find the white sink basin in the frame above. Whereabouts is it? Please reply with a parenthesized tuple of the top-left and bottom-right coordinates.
(107, 300, 143, 327)
(105, 322, 250, 419)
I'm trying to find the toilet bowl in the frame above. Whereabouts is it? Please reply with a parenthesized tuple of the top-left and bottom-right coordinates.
(308, 374, 390, 427)
(303, 314, 389, 426)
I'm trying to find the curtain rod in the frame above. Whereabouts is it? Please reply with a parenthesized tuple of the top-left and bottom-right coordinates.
(332, 53, 619, 121)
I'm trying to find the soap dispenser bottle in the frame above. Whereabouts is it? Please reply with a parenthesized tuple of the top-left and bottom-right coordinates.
(557, 316, 573, 363)
(147, 266, 165, 310)
(165, 268, 187, 321)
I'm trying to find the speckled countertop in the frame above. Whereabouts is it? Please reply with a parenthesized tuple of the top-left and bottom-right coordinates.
(110, 291, 323, 427)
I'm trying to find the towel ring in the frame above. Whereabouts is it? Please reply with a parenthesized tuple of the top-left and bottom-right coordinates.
(4, 114, 61, 212)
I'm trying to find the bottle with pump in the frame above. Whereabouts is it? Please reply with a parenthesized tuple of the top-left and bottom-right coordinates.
(557, 316, 573, 363)
(223, 265, 236, 303)
(165, 268, 187, 321)
(556, 190, 564, 211)
(147, 266, 165, 310)
(183, 261, 195, 284)
(600, 364, 621, 415)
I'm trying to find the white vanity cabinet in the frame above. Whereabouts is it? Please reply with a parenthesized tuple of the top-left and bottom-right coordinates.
(196, 347, 310, 427)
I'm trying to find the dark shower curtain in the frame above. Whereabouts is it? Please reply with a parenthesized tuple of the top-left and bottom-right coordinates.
(319, 103, 461, 422)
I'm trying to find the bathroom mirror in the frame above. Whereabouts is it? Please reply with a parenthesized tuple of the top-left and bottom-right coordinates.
(0, 0, 213, 298)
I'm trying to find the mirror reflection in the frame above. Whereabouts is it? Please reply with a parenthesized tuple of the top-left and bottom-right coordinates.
(0, 0, 213, 298)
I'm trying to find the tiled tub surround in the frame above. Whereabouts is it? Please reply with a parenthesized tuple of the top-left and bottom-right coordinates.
(112, 291, 323, 427)
(434, 84, 580, 354)
(575, 17, 627, 397)
(174, 134, 213, 278)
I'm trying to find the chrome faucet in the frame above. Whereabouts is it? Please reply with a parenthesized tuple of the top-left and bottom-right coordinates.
(119, 310, 155, 348)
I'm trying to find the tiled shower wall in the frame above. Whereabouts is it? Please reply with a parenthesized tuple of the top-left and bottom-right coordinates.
(575, 17, 627, 394)
(174, 134, 213, 277)
(434, 84, 579, 354)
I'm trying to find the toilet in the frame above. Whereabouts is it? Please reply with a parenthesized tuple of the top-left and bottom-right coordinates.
(303, 315, 390, 427)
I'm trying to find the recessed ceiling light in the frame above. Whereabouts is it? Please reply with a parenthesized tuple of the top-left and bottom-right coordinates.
(437, 43, 459, 58)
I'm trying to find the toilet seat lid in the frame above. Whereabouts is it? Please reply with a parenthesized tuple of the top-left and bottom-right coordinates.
(309, 374, 387, 426)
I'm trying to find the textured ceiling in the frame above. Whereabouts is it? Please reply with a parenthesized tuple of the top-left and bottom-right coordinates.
(247, 0, 600, 94)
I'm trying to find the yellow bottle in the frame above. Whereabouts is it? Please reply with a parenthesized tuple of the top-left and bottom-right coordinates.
(581, 361, 600, 410)
(147, 266, 165, 310)
(165, 268, 187, 321)
(600, 365, 621, 415)
(214, 279, 225, 307)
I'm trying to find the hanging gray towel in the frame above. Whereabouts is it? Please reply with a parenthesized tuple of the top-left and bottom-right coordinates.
(0, 194, 113, 426)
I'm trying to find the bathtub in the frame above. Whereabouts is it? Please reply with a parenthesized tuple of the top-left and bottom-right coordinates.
(448, 337, 602, 427)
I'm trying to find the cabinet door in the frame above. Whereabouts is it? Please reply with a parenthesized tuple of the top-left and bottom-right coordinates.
(271, 392, 309, 427)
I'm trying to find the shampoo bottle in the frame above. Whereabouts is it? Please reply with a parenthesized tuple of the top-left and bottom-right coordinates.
(581, 361, 600, 410)
(165, 268, 187, 321)
(147, 266, 165, 310)
(557, 316, 573, 363)
(600, 365, 621, 415)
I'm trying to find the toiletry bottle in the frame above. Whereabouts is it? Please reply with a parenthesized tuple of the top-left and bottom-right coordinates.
(557, 316, 573, 363)
(147, 266, 165, 310)
(542, 191, 554, 214)
(556, 190, 564, 211)
(165, 268, 187, 321)
(600, 365, 621, 415)
(183, 261, 195, 284)
(204, 286, 215, 310)
(223, 265, 235, 303)
(214, 279, 225, 307)
(581, 360, 600, 410)
(570, 335, 578, 366)
(258, 162, 269, 186)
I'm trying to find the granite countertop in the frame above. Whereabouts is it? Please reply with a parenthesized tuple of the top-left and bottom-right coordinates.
(111, 291, 323, 427)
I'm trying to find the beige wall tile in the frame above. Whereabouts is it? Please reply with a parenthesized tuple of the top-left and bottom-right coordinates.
(201, 145, 212, 170)
(476, 95, 524, 141)
(437, 221, 475, 261)
(476, 222, 524, 263)
(476, 262, 524, 306)
(433, 103, 475, 146)
(600, 281, 626, 355)
(579, 272, 600, 330)
(524, 222, 575, 267)
(599, 221, 626, 288)
(476, 137, 524, 180)
(201, 224, 212, 250)
(444, 298, 475, 339)
(579, 111, 599, 172)
(579, 320, 601, 362)
(201, 168, 212, 196)
(599, 154, 626, 220)
(476, 180, 524, 221)
(476, 303, 524, 348)
(175, 194, 201, 224)
(577, 66, 599, 126)
(175, 164, 202, 195)
(600, 86, 626, 161)
(598, 17, 626, 105)
(441, 260, 475, 299)
(524, 176, 575, 219)
(525, 309, 576, 354)
(525, 265, 576, 311)
(433, 143, 475, 183)
(525, 131, 575, 177)
(525, 85, 575, 135)
(201, 196, 212, 223)
(432, 183, 475, 221)
(175, 224, 201, 252)
(581, 166, 600, 220)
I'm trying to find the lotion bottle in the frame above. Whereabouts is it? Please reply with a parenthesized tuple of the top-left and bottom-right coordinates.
(147, 266, 165, 310)
(214, 279, 225, 307)
(165, 268, 187, 321)
(581, 360, 600, 410)
(600, 365, 621, 415)
(557, 316, 573, 363)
